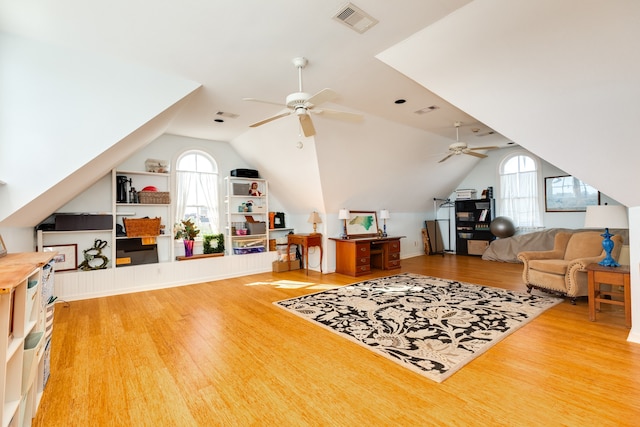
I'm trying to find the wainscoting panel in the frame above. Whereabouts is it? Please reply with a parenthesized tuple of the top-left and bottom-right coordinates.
(54, 251, 276, 301)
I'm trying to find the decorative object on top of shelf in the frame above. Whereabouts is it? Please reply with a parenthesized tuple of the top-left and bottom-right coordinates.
(78, 239, 109, 270)
(584, 204, 629, 267)
(307, 211, 322, 234)
(124, 217, 161, 237)
(174, 218, 200, 241)
(490, 216, 516, 238)
(145, 158, 169, 173)
(203, 234, 225, 254)
(0, 234, 5, 257)
(346, 210, 378, 238)
(481, 186, 494, 200)
(379, 209, 390, 237)
(249, 182, 262, 196)
(339, 209, 350, 239)
(544, 175, 600, 212)
(43, 243, 77, 271)
(230, 168, 259, 178)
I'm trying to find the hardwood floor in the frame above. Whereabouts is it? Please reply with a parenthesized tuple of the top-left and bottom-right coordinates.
(34, 255, 640, 426)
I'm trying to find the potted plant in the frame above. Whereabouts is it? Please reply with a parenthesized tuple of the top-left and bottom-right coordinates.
(174, 219, 200, 257)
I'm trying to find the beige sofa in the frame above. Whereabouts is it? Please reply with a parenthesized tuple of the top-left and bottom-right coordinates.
(517, 231, 623, 304)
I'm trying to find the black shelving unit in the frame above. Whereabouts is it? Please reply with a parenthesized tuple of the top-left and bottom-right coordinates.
(455, 198, 495, 256)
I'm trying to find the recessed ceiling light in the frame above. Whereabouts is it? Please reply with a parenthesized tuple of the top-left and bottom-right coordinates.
(394, 99, 406, 104)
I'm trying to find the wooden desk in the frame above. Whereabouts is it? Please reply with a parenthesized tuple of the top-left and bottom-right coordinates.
(287, 233, 322, 275)
(330, 236, 404, 277)
(586, 263, 631, 328)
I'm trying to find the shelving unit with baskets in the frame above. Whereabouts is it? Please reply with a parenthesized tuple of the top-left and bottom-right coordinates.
(113, 170, 173, 265)
(0, 252, 54, 427)
(224, 177, 268, 255)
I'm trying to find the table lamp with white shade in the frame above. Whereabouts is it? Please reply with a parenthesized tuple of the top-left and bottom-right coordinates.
(339, 209, 350, 239)
(584, 204, 629, 267)
(379, 209, 390, 237)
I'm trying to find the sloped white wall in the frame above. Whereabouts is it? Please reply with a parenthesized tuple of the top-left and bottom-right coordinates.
(0, 33, 200, 227)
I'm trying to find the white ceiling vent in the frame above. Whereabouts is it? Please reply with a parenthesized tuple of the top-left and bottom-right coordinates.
(414, 105, 440, 115)
(216, 111, 239, 119)
(333, 3, 379, 34)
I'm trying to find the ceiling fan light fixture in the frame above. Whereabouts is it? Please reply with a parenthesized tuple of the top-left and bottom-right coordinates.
(244, 57, 363, 137)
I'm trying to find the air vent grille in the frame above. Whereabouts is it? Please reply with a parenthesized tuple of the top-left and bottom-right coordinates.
(414, 105, 440, 115)
(216, 111, 239, 119)
(333, 3, 378, 34)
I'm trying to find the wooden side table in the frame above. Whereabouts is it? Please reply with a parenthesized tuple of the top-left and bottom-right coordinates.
(586, 263, 631, 328)
(287, 233, 322, 275)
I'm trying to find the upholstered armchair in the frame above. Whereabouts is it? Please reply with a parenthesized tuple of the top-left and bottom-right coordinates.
(517, 231, 623, 304)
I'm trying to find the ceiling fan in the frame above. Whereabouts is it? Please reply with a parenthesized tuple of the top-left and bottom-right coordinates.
(243, 57, 362, 137)
(439, 122, 499, 163)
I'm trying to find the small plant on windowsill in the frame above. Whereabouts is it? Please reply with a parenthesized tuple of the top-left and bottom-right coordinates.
(174, 219, 200, 240)
(174, 219, 200, 257)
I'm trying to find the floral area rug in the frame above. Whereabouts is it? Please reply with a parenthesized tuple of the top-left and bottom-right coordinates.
(274, 273, 562, 383)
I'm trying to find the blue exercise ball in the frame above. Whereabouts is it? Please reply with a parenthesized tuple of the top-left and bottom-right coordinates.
(490, 216, 516, 238)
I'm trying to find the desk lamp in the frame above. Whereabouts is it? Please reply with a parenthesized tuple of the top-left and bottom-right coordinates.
(379, 209, 390, 237)
(307, 211, 322, 234)
(584, 205, 629, 267)
(339, 209, 350, 239)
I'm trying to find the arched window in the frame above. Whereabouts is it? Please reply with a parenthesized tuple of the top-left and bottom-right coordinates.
(175, 151, 219, 235)
(498, 153, 542, 229)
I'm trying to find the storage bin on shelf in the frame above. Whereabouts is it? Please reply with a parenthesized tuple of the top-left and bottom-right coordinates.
(232, 238, 265, 255)
(137, 191, 170, 204)
(22, 331, 44, 394)
(123, 217, 161, 237)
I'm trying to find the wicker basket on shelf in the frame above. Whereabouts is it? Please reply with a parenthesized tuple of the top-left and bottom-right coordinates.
(123, 217, 161, 237)
(138, 191, 170, 204)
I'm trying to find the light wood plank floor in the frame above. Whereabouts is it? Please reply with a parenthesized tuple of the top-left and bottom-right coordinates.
(34, 255, 640, 426)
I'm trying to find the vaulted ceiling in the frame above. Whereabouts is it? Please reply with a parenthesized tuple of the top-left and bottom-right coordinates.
(1, 0, 639, 225)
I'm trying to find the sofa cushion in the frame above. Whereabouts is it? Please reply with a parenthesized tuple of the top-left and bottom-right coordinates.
(563, 232, 604, 260)
(529, 259, 570, 275)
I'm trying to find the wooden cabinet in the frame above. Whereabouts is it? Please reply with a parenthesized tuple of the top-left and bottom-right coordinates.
(455, 198, 495, 256)
(335, 240, 371, 276)
(0, 253, 54, 427)
(224, 177, 269, 255)
(332, 237, 403, 277)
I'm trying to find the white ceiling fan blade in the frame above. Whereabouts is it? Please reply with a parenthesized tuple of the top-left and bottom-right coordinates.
(469, 146, 498, 151)
(313, 108, 363, 122)
(249, 111, 291, 128)
(243, 97, 287, 107)
(465, 151, 488, 159)
(306, 88, 338, 106)
(299, 114, 316, 137)
(438, 153, 455, 163)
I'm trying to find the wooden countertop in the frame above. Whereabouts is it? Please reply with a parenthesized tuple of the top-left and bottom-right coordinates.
(0, 252, 56, 293)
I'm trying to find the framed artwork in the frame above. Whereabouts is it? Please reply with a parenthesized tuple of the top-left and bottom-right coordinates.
(346, 210, 379, 238)
(0, 234, 6, 257)
(545, 175, 600, 212)
(43, 244, 78, 271)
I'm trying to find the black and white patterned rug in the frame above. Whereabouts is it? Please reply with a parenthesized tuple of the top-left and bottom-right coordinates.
(274, 273, 563, 383)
